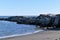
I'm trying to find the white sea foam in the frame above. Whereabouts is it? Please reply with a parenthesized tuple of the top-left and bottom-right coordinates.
(0, 30, 44, 39)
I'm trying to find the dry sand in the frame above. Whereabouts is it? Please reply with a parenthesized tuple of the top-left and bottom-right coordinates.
(1, 30, 60, 40)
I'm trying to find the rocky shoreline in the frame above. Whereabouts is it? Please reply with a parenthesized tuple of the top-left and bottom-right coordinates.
(0, 14, 60, 29)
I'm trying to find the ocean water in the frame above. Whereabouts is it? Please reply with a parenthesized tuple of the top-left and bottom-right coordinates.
(0, 21, 37, 37)
(0, 16, 10, 18)
(0, 16, 43, 39)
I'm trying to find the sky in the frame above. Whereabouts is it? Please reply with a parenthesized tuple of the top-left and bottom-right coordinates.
(0, 0, 60, 16)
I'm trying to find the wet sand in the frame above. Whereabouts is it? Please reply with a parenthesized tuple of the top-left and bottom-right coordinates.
(1, 30, 60, 40)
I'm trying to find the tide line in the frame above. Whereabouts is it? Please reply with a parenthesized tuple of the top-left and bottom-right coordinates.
(0, 30, 44, 39)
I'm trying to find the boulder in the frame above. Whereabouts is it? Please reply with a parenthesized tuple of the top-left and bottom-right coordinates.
(36, 14, 52, 28)
(52, 14, 60, 28)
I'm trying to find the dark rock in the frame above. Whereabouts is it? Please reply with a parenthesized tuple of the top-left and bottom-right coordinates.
(0, 14, 60, 29)
(36, 14, 52, 28)
(53, 14, 60, 28)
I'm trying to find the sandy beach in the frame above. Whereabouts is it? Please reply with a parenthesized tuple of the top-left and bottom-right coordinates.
(1, 30, 60, 40)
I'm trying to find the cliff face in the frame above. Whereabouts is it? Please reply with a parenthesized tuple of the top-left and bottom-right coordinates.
(0, 14, 60, 28)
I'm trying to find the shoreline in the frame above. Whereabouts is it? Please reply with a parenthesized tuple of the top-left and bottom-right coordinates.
(0, 30, 60, 40)
(0, 30, 44, 39)
(1, 30, 60, 40)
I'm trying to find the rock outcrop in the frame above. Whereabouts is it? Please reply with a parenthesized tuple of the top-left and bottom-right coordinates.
(0, 14, 60, 29)
(52, 14, 60, 28)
